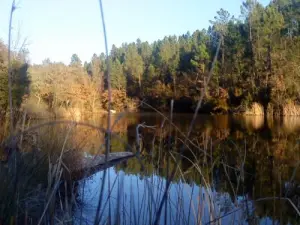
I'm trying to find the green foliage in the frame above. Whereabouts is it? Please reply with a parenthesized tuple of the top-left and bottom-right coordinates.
(139, 41, 152, 65)
(124, 44, 144, 88)
(11, 61, 30, 108)
(0, 41, 30, 112)
(145, 64, 156, 81)
(70, 54, 82, 67)
(210, 8, 231, 37)
(111, 59, 126, 90)
(158, 36, 179, 76)
(190, 30, 210, 73)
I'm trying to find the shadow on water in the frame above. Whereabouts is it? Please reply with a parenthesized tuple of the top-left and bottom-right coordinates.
(1, 113, 300, 224)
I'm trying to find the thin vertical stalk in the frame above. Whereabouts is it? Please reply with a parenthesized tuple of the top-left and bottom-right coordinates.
(165, 99, 174, 225)
(100, 0, 112, 132)
(108, 169, 111, 225)
(8, 0, 16, 134)
(7, 3, 18, 220)
(94, 0, 111, 224)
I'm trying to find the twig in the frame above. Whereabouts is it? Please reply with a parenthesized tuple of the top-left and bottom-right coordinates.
(255, 197, 300, 217)
(37, 169, 63, 225)
(136, 122, 156, 154)
(285, 160, 300, 198)
(205, 207, 242, 225)
(19, 110, 27, 149)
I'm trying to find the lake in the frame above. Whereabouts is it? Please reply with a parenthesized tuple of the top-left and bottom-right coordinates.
(1, 113, 300, 224)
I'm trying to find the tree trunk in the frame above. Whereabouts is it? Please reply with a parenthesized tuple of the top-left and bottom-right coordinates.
(35, 95, 41, 105)
(266, 42, 272, 87)
(138, 74, 141, 89)
(249, 15, 257, 90)
(173, 75, 177, 97)
(216, 77, 220, 96)
(221, 35, 225, 72)
(92, 93, 95, 113)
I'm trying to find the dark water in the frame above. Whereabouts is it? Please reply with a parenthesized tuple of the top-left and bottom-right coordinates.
(2, 113, 300, 224)
(62, 113, 300, 225)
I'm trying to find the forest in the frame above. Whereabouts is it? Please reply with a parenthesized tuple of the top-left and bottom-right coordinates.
(1, 0, 300, 118)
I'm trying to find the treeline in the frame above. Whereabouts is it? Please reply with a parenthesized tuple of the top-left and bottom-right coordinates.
(2, 0, 300, 117)
(83, 0, 300, 114)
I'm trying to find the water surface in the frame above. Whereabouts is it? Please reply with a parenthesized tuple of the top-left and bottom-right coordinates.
(2, 113, 299, 224)
(61, 113, 300, 224)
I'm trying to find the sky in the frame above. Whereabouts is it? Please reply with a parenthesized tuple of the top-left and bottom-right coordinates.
(0, 0, 270, 65)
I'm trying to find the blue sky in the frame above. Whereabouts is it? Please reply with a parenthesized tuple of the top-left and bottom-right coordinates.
(0, 0, 270, 65)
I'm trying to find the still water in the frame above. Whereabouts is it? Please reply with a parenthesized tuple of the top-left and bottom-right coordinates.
(3, 113, 299, 224)
(49, 113, 299, 225)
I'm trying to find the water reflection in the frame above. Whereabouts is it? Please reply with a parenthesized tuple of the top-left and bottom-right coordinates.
(74, 168, 252, 225)
(1, 113, 300, 224)
(67, 113, 300, 224)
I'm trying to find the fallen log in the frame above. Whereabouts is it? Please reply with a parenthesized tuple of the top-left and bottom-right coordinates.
(61, 151, 135, 181)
